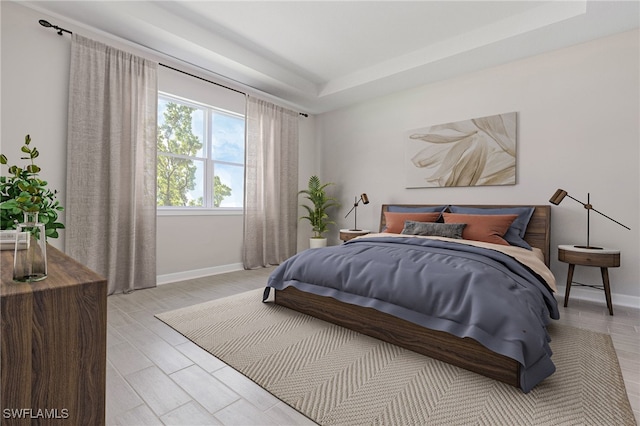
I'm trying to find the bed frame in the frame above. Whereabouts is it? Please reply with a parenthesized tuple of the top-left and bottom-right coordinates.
(274, 205, 550, 389)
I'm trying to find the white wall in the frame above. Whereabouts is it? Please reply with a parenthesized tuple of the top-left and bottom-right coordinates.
(1, 2, 71, 252)
(316, 30, 640, 306)
(296, 115, 321, 251)
(1, 1, 316, 281)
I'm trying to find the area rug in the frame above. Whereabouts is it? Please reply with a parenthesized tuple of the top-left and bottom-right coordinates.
(156, 289, 636, 425)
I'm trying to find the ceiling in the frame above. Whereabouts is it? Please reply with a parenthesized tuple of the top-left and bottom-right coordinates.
(24, 1, 640, 114)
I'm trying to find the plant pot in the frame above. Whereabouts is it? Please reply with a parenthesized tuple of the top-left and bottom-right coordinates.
(309, 238, 327, 249)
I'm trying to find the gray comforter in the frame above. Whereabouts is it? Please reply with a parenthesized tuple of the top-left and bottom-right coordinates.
(264, 236, 559, 392)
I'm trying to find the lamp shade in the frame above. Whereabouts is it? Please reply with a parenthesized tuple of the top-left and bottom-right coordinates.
(549, 189, 568, 205)
(361, 193, 369, 205)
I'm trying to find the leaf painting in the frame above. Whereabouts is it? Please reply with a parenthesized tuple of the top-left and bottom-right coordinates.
(406, 112, 516, 188)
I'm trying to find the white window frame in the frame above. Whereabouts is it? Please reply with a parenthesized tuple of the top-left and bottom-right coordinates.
(157, 92, 245, 216)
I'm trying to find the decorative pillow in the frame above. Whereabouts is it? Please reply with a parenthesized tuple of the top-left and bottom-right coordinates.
(448, 206, 535, 250)
(387, 205, 447, 213)
(401, 221, 466, 239)
(383, 212, 440, 234)
(442, 213, 518, 246)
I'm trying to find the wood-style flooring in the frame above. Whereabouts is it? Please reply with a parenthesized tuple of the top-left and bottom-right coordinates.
(106, 268, 639, 425)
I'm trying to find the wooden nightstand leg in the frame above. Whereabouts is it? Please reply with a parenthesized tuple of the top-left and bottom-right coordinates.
(564, 263, 575, 307)
(600, 267, 614, 316)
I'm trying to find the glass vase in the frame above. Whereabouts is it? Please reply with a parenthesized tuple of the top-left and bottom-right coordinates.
(13, 212, 47, 282)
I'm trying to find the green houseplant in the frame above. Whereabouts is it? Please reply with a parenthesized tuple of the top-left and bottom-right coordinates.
(299, 175, 339, 246)
(0, 134, 64, 238)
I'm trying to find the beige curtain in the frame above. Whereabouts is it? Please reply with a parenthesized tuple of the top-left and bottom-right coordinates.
(243, 97, 299, 269)
(66, 34, 158, 295)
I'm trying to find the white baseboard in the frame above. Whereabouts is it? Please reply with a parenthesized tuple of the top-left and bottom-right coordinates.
(555, 285, 640, 310)
(157, 263, 244, 285)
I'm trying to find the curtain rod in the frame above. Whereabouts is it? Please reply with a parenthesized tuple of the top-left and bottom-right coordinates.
(38, 19, 309, 117)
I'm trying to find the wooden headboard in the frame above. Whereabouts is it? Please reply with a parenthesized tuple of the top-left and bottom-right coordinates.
(380, 205, 551, 266)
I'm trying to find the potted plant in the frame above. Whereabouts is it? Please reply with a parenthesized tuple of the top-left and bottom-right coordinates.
(299, 175, 339, 248)
(1, 134, 65, 238)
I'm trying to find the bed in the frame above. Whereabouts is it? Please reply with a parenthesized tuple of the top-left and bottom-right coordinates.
(264, 204, 558, 392)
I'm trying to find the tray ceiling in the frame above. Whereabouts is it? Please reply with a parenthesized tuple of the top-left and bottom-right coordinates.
(22, 1, 640, 113)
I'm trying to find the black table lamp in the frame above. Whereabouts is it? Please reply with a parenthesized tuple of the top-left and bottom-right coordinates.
(345, 193, 369, 231)
(549, 189, 630, 249)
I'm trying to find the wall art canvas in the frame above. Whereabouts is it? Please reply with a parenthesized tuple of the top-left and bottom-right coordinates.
(405, 112, 517, 188)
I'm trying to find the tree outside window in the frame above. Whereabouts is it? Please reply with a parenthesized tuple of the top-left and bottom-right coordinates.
(157, 94, 244, 209)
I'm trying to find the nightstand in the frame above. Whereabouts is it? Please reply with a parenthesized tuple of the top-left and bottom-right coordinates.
(339, 229, 370, 242)
(558, 244, 620, 315)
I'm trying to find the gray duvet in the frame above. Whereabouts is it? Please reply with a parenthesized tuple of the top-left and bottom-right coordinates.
(264, 236, 559, 392)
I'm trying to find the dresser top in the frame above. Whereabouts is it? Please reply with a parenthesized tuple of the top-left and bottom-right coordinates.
(1, 245, 106, 297)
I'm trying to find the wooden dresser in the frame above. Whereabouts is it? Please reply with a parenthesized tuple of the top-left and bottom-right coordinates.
(1, 245, 107, 425)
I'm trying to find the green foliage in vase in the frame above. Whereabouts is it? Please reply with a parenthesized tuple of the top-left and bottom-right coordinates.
(0, 134, 65, 238)
(299, 175, 339, 238)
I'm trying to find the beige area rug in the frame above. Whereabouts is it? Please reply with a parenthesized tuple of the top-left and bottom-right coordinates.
(156, 289, 636, 426)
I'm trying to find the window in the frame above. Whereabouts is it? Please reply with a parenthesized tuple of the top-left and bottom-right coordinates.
(157, 93, 245, 211)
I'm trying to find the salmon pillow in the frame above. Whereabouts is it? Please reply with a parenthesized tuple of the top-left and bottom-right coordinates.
(442, 213, 518, 246)
(383, 212, 440, 234)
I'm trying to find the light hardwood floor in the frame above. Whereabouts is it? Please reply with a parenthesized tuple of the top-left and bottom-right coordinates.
(106, 268, 640, 425)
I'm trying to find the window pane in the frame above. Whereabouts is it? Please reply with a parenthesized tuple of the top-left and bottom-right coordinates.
(157, 156, 205, 206)
(213, 163, 244, 208)
(157, 92, 246, 211)
(158, 98, 205, 158)
(211, 112, 244, 163)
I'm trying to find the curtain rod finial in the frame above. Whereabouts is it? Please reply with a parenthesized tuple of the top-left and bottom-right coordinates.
(38, 19, 72, 35)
